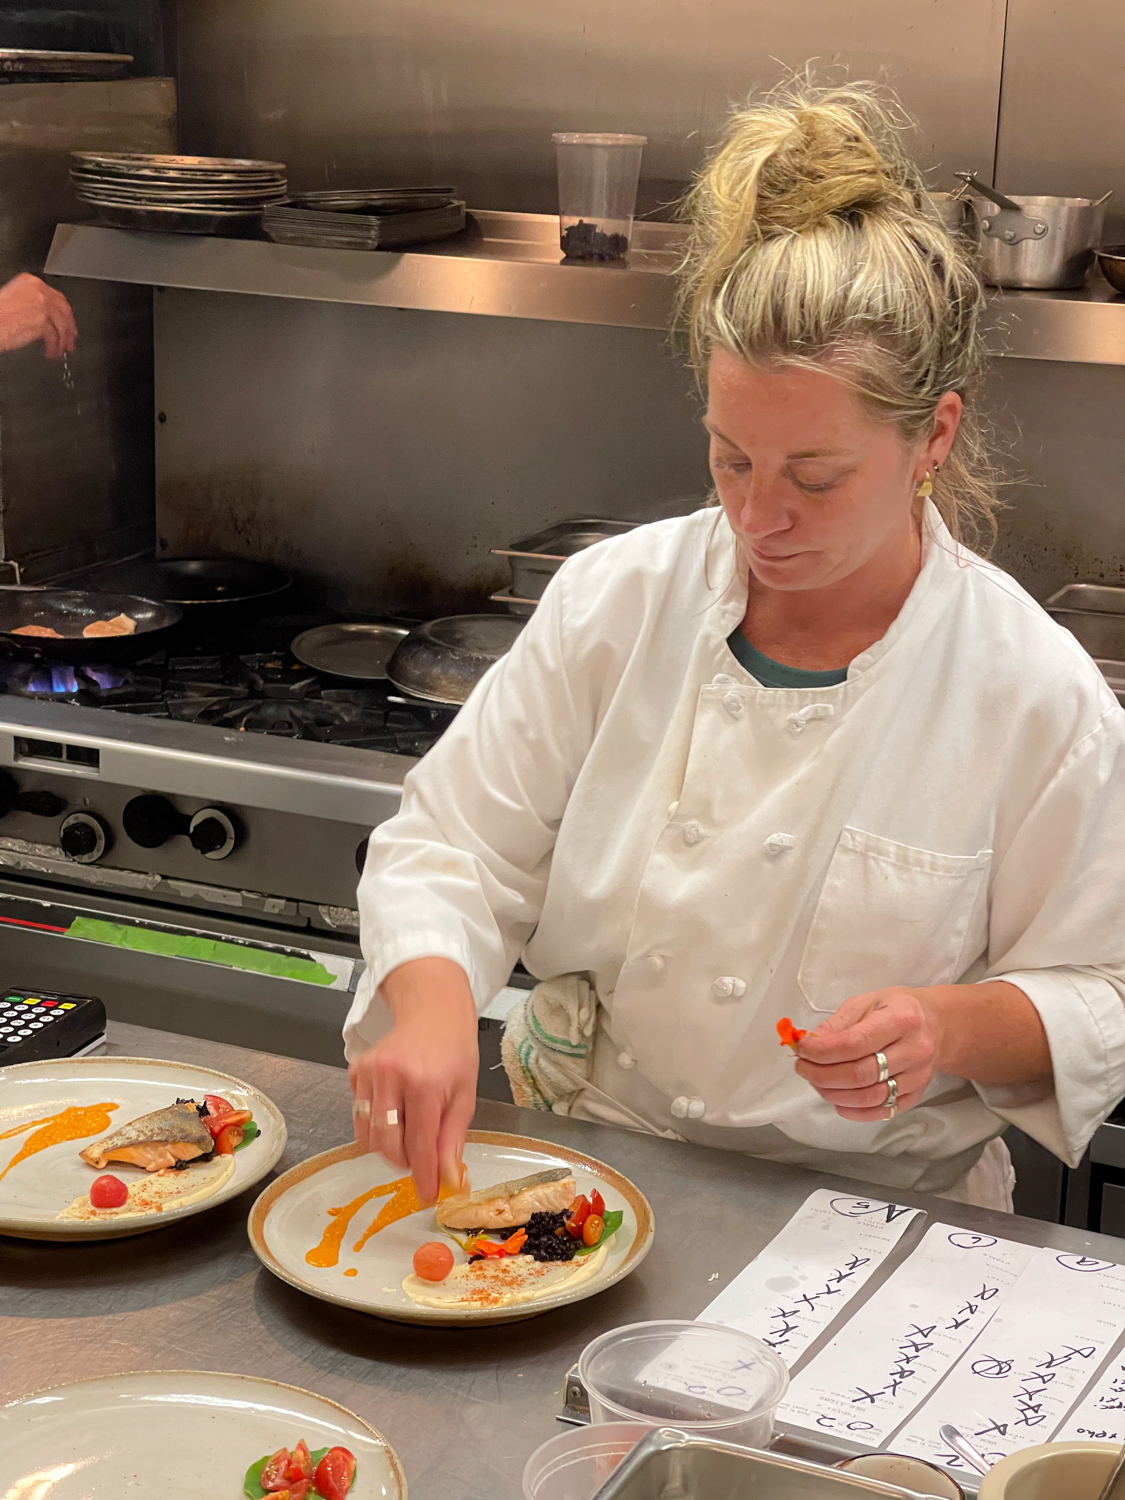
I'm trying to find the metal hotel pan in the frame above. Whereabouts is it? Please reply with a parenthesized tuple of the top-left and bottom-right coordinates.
(0, 587, 182, 662)
(1046, 583, 1125, 659)
(589, 1428, 922, 1499)
(493, 517, 638, 601)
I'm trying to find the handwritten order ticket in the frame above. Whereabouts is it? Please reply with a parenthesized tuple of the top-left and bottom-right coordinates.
(698, 1189, 921, 1366)
(897, 1248, 1125, 1468)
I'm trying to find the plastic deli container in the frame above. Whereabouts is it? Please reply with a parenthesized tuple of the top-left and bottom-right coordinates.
(551, 133, 647, 261)
(521, 1421, 649, 1500)
(577, 1320, 789, 1450)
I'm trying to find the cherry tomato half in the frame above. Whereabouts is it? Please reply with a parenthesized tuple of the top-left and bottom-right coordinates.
(260, 1448, 291, 1491)
(566, 1195, 591, 1238)
(89, 1174, 128, 1210)
(582, 1213, 605, 1248)
(287, 1440, 314, 1480)
(589, 1189, 605, 1219)
(314, 1446, 357, 1500)
(203, 1106, 252, 1141)
(413, 1242, 454, 1282)
(214, 1121, 245, 1155)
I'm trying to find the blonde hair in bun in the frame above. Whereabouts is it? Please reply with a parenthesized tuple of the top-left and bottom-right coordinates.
(677, 78, 999, 549)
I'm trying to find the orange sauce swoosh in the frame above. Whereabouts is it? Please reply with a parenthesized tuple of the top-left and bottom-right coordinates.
(0, 1103, 119, 1184)
(305, 1172, 464, 1269)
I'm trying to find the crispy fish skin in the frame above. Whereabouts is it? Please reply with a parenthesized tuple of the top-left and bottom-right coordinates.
(79, 1101, 212, 1172)
(436, 1166, 577, 1230)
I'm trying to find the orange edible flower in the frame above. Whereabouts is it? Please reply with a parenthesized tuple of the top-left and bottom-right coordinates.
(777, 1017, 807, 1053)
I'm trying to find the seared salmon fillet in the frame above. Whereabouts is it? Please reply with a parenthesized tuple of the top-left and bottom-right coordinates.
(82, 613, 136, 638)
(436, 1167, 576, 1230)
(79, 1101, 212, 1172)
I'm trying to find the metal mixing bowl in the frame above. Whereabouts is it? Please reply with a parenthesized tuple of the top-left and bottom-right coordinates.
(1096, 244, 1125, 294)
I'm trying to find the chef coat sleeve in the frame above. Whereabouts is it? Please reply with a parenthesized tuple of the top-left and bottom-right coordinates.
(974, 708, 1125, 1166)
(345, 562, 595, 1054)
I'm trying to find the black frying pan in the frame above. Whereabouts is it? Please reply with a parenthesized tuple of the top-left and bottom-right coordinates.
(0, 587, 183, 662)
(155, 558, 291, 607)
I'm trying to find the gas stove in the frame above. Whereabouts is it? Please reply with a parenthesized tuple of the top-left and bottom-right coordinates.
(0, 610, 461, 1047)
(0, 613, 456, 757)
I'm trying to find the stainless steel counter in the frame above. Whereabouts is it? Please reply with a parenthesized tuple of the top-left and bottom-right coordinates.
(3, 1022, 1122, 1497)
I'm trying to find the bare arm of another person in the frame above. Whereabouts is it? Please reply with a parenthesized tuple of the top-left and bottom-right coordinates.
(0, 273, 77, 360)
(348, 957, 479, 1203)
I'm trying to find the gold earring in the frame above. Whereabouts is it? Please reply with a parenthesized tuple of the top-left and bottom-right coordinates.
(916, 470, 933, 499)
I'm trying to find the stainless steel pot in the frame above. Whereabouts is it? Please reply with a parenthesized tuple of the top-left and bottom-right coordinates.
(970, 194, 1106, 289)
(930, 191, 979, 247)
(493, 518, 637, 602)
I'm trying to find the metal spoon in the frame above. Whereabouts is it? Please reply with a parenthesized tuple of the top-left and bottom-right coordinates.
(939, 1424, 991, 1477)
(954, 171, 1024, 216)
(1095, 1442, 1125, 1500)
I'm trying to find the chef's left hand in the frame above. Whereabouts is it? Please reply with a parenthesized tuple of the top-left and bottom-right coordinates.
(794, 987, 939, 1121)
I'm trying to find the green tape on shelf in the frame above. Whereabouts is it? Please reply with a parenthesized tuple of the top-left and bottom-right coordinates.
(66, 916, 336, 986)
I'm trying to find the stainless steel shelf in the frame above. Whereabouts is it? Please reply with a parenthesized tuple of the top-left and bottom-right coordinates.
(45, 209, 679, 331)
(44, 210, 1125, 360)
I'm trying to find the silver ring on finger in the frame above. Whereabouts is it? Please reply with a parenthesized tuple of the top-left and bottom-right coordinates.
(384, 1108, 399, 1127)
(352, 1098, 371, 1119)
(884, 1076, 899, 1119)
(874, 1051, 890, 1085)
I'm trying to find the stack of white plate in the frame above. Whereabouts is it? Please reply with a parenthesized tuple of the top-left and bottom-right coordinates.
(70, 152, 288, 236)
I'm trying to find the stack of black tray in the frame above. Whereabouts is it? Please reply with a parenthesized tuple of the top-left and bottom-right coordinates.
(262, 187, 465, 250)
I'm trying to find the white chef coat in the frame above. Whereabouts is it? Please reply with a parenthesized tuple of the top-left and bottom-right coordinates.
(346, 503, 1125, 1193)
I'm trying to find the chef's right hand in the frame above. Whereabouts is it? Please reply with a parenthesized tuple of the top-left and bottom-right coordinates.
(0, 273, 77, 360)
(348, 957, 479, 1203)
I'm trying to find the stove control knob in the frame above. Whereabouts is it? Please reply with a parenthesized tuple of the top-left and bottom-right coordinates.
(123, 794, 186, 849)
(189, 808, 238, 860)
(0, 771, 66, 820)
(60, 812, 108, 865)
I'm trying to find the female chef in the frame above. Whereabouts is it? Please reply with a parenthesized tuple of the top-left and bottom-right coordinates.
(345, 84, 1125, 1212)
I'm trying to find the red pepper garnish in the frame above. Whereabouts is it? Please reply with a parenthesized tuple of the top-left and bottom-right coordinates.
(466, 1227, 528, 1258)
(777, 1017, 807, 1053)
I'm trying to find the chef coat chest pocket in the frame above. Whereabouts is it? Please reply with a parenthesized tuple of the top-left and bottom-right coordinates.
(797, 827, 992, 1013)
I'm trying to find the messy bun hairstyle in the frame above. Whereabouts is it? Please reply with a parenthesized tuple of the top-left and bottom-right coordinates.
(677, 80, 999, 550)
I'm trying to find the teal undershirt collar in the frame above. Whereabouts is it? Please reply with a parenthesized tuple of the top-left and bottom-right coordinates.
(726, 627, 849, 689)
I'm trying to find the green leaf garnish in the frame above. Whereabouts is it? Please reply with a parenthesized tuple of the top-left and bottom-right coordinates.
(235, 1119, 260, 1151)
(576, 1208, 623, 1256)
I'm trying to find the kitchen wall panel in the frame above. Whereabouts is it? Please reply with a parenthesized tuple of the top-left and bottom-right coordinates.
(174, 0, 1006, 214)
(986, 360, 1125, 602)
(994, 0, 1125, 236)
(153, 290, 711, 614)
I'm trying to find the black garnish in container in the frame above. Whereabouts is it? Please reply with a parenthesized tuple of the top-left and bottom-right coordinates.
(521, 1211, 578, 1262)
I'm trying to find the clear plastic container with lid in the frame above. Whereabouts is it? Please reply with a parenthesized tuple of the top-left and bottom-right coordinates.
(551, 133, 647, 261)
(577, 1320, 789, 1450)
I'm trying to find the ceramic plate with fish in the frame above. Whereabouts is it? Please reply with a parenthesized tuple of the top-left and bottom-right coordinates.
(0, 1056, 286, 1240)
(0, 1371, 404, 1500)
(248, 1130, 654, 1325)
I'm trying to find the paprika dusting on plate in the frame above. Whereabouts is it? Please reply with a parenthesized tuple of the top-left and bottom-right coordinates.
(776, 1017, 807, 1053)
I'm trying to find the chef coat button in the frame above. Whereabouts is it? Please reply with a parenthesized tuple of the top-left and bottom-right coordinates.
(617, 1050, 636, 1070)
(723, 692, 744, 717)
(712, 672, 737, 686)
(686, 1098, 706, 1119)
(670, 1095, 690, 1119)
(763, 832, 796, 856)
(787, 702, 835, 734)
(683, 821, 703, 846)
(712, 975, 746, 999)
(647, 953, 666, 973)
